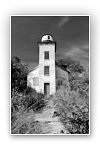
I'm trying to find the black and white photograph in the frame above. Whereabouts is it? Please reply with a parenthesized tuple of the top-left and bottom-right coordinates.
(11, 15, 89, 135)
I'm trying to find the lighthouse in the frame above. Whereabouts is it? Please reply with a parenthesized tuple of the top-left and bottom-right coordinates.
(38, 35, 56, 95)
(27, 35, 56, 96)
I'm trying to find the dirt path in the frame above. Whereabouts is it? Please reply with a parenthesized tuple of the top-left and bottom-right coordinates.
(34, 100, 67, 134)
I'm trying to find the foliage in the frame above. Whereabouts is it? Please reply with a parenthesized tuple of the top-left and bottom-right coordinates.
(56, 76, 69, 90)
(69, 71, 89, 99)
(11, 56, 28, 94)
(11, 56, 89, 134)
(53, 67, 89, 134)
(11, 88, 45, 134)
(11, 88, 45, 114)
(53, 87, 89, 134)
(11, 57, 46, 134)
(56, 57, 85, 73)
(11, 111, 43, 134)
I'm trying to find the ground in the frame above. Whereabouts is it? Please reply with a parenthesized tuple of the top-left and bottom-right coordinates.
(34, 98, 68, 134)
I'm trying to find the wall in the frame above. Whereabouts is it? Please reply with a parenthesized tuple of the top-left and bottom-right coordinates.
(27, 67, 39, 92)
(39, 43, 56, 95)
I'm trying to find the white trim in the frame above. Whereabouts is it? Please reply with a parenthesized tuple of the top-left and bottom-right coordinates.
(10, 16, 11, 135)
(10, 15, 90, 16)
(89, 15, 90, 135)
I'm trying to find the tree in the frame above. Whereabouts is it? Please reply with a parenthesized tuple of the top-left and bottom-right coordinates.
(56, 57, 85, 73)
(11, 56, 28, 94)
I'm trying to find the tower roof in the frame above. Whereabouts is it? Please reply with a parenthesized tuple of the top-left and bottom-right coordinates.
(41, 35, 53, 42)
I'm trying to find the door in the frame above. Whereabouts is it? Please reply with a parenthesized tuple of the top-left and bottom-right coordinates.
(44, 83, 50, 96)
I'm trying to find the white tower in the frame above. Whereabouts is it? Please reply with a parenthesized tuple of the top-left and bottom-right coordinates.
(39, 35, 56, 96)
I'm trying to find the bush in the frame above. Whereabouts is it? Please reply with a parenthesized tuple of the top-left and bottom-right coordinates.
(59, 95, 89, 134)
(52, 81, 89, 134)
(11, 57, 46, 134)
(69, 71, 89, 99)
(56, 76, 69, 90)
(23, 87, 45, 111)
(11, 111, 43, 134)
(11, 87, 46, 133)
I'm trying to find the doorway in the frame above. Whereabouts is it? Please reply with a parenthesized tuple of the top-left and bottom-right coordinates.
(44, 83, 50, 96)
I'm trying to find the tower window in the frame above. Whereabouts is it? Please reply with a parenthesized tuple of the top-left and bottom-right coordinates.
(44, 51, 49, 59)
(44, 66, 49, 75)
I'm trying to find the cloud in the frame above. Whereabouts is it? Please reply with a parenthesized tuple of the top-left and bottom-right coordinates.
(66, 48, 84, 57)
(65, 46, 89, 62)
(58, 17, 70, 28)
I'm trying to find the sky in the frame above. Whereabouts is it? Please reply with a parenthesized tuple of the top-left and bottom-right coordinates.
(11, 16, 89, 69)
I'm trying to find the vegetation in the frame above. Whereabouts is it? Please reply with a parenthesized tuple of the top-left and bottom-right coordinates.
(54, 57, 89, 134)
(11, 56, 89, 134)
(56, 57, 85, 73)
(53, 88, 89, 134)
(11, 57, 45, 134)
(11, 57, 28, 94)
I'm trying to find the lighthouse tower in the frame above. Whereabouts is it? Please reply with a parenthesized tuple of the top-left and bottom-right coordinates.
(38, 35, 56, 96)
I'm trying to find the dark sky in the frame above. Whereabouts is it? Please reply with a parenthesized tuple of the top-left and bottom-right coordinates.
(11, 16, 89, 69)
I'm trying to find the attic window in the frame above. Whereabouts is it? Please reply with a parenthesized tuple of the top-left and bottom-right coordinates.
(44, 51, 49, 59)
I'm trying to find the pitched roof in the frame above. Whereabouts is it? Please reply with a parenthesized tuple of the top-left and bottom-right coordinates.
(28, 65, 39, 73)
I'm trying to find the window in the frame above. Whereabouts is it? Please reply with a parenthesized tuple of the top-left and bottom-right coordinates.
(44, 51, 49, 59)
(44, 66, 49, 75)
(33, 77, 39, 86)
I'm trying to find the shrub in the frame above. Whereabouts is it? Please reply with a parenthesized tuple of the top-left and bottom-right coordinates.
(11, 87, 46, 133)
(59, 97, 89, 134)
(11, 57, 46, 134)
(56, 76, 69, 90)
(11, 112, 43, 134)
(23, 87, 45, 111)
(69, 71, 89, 99)
(52, 86, 89, 134)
